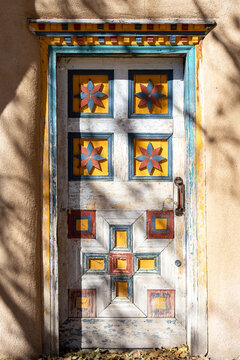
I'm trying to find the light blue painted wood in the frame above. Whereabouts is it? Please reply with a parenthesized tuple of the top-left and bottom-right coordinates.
(109, 225, 132, 252)
(50, 45, 193, 56)
(133, 253, 160, 274)
(82, 253, 109, 275)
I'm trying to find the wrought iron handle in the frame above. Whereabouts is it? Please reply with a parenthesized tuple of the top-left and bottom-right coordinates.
(174, 177, 185, 216)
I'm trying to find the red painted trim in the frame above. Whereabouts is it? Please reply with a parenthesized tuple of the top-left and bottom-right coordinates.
(68, 289, 96, 318)
(147, 210, 174, 239)
(109, 252, 133, 276)
(147, 289, 175, 318)
(68, 209, 96, 239)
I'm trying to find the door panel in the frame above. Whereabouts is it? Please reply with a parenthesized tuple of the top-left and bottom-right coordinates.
(57, 57, 186, 349)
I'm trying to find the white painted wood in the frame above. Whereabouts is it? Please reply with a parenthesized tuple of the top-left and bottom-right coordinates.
(58, 56, 187, 349)
(99, 302, 146, 318)
(81, 275, 111, 316)
(133, 212, 172, 252)
(68, 118, 173, 133)
(60, 318, 186, 349)
(134, 275, 173, 316)
(69, 182, 173, 210)
(98, 210, 143, 223)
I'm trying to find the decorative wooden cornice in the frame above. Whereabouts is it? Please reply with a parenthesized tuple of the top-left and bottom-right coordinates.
(28, 18, 216, 46)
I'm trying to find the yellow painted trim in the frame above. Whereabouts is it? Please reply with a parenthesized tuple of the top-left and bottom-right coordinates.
(76, 219, 88, 231)
(196, 42, 207, 289)
(41, 38, 51, 342)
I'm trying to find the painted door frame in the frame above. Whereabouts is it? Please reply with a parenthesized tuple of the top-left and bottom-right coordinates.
(40, 43, 207, 356)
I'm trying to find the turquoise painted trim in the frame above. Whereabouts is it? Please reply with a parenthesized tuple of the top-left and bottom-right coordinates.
(128, 133, 173, 181)
(49, 45, 193, 56)
(109, 225, 132, 252)
(184, 47, 199, 349)
(133, 253, 160, 274)
(111, 276, 133, 302)
(48, 44, 59, 355)
(82, 253, 109, 275)
(36, 31, 206, 37)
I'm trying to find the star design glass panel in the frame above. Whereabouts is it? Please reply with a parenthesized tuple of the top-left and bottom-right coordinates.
(68, 70, 114, 117)
(68, 133, 113, 180)
(128, 133, 172, 181)
(128, 70, 173, 118)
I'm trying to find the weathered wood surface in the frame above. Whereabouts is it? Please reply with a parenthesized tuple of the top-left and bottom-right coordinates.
(59, 318, 186, 349)
(69, 182, 173, 210)
(58, 56, 186, 349)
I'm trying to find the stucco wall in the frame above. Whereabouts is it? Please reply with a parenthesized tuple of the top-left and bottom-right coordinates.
(0, 1, 239, 359)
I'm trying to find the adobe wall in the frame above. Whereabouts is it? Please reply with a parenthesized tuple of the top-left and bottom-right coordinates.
(0, 1, 239, 359)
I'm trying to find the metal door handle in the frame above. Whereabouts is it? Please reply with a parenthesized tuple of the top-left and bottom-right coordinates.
(174, 177, 185, 216)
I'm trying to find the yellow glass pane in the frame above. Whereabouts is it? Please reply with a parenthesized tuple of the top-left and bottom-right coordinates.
(155, 218, 167, 230)
(76, 297, 89, 309)
(134, 138, 168, 177)
(155, 297, 166, 309)
(138, 259, 155, 269)
(76, 219, 88, 231)
(89, 258, 105, 270)
(116, 281, 128, 297)
(72, 74, 109, 114)
(133, 74, 168, 115)
(73, 138, 108, 176)
(115, 230, 127, 248)
(116, 259, 127, 269)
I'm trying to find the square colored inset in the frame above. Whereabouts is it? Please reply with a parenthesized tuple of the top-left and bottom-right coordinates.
(116, 259, 127, 269)
(134, 253, 160, 274)
(155, 218, 167, 230)
(110, 252, 133, 276)
(128, 70, 173, 118)
(129, 134, 172, 181)
(83, 253, 109, 275)
(68, 70, 114, 118)
(147, 210, 174, 239)
(76, 219, 89, 231)
(110, 253, 133, 276)
(68, 289, 96, 318)
(148, 289, 175, 318)
(111, 276, 133, 302)
(68, 132, 113, 180)
(115, 230, 127, 248)
(68, 210, 96, 239)
(89, 258, 105, 270)
(139, 259, 155, 269)
(109, 225, 132, 252)
(116, 281, 128, 297)
(76, 296, 89, 309)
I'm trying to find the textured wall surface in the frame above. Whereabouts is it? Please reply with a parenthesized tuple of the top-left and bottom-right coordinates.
(0, 1, 240, 359)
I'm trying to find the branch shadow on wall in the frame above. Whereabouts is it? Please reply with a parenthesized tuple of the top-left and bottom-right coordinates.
(1, 0, 240, 358)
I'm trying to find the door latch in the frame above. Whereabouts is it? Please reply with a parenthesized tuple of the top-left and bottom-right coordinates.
(174, 177, 185, 216)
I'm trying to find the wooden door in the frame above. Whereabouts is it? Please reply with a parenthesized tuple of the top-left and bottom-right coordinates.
(57, 56, 186, 349)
